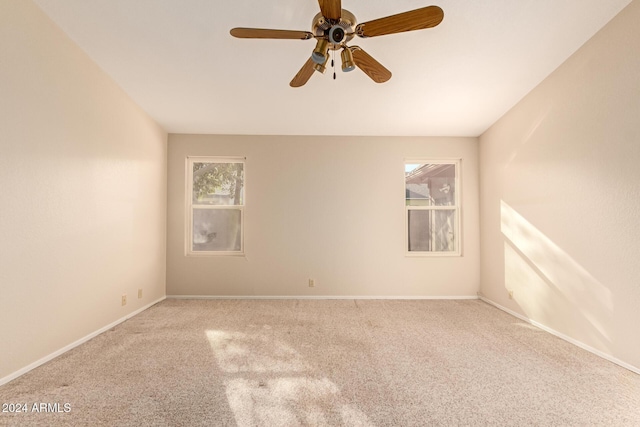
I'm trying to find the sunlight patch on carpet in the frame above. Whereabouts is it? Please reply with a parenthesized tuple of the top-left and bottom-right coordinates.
(206, 329, 310, 373)
(206, 329, 373, 426)
(225, 378, 372, 427)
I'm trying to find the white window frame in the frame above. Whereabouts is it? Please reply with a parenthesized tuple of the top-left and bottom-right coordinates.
(405, 159, 462, 257)
(185, 156, 245, 256)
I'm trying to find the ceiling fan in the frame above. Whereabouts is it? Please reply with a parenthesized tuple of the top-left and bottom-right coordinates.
(230, 1, 444, 87)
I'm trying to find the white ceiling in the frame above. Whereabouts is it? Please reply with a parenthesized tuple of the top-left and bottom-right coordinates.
(33, 0, 631, 137)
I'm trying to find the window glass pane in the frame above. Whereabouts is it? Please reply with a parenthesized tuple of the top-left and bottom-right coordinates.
(408, 209, 456, 252)
(192, 209, 242, 252)
(405, 163, 455, 207)
(193, 162, 244, 206)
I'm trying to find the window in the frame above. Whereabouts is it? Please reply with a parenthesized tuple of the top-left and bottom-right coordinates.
(186, 157, 245, 255)
(405, 160, 460, 255)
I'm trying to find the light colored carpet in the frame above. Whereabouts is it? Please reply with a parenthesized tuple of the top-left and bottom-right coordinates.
(0, 299, 638, 426)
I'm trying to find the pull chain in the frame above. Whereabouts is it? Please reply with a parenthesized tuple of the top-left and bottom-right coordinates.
(332, 50, 336, 80)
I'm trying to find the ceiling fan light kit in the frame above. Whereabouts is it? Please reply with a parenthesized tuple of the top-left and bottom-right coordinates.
(341, 48, 356, 72)
(313, 57, 328, 74)
(311, 38, 330, 64)
(230, 1, 444, 87)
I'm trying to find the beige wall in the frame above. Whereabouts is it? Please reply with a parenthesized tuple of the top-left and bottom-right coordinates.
(0, 1, 167, 380)
(168, 135, 479, 297)
(479, 1, 640, 370)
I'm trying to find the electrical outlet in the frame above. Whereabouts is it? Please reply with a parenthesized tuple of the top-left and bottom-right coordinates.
(508, 290, 514, 299)
(121, 294, 127, 306)
(138, 289, 143, 299)
(308, 279, 315, 288)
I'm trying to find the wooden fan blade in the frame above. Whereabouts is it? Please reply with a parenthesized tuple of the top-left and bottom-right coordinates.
(318, 0, 341, 21)
(356, 6, 444, 38)
(290, 58, 316, 87)
(351, 47, 392, 83)
(230, 28, 314, 40)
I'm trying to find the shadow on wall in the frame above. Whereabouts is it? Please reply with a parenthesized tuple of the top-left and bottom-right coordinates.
(206, 329, 373, 426)
(500, 200, 613, 354)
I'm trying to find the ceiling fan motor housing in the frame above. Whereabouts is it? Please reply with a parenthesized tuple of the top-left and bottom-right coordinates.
(312, 10, 356, 51)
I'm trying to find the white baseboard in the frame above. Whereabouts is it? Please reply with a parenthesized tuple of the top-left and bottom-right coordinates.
(479, 296, 640, 375)
(0, 296, 166, 387)
(167, 295, 480, 300)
